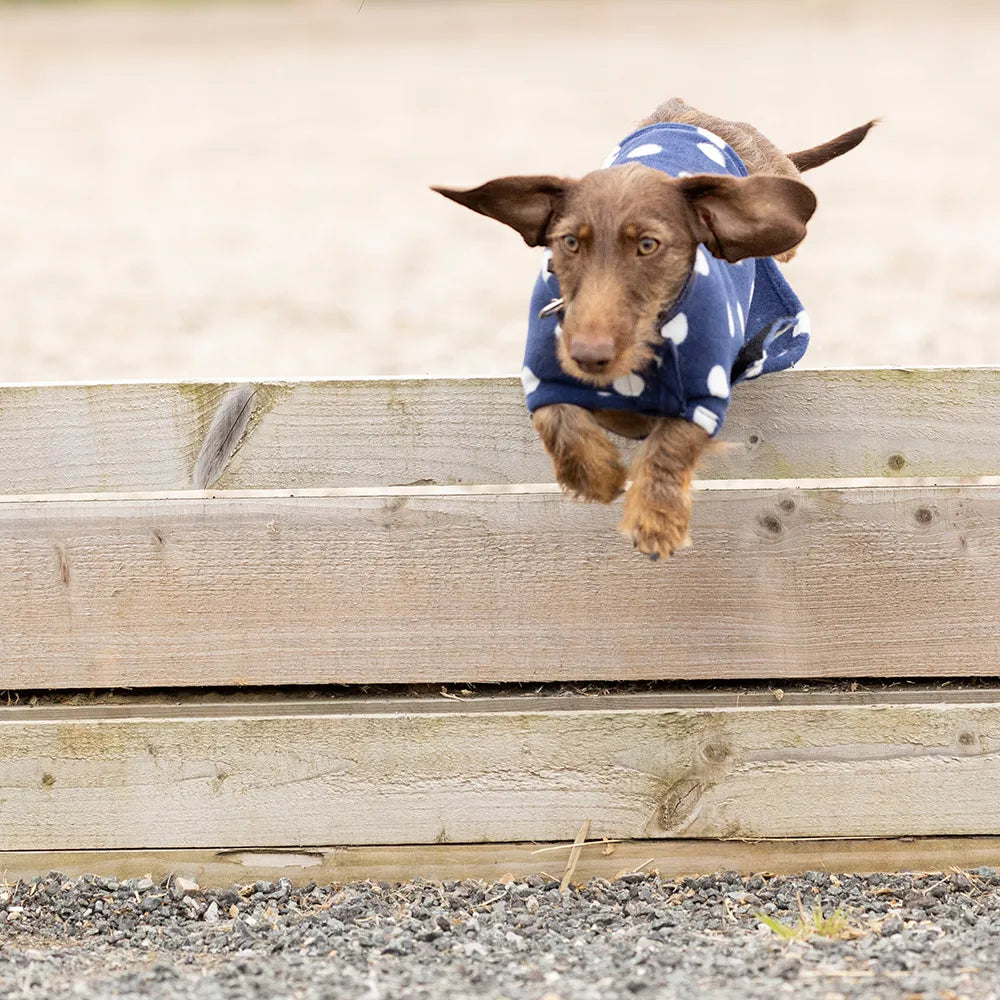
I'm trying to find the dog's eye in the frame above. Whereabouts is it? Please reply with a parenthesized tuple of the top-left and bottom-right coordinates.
(562, 235, 579, 253)
(638, 237, 660, 256)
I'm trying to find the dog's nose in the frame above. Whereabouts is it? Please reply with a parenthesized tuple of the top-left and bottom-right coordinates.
(569, 338, 615, 370)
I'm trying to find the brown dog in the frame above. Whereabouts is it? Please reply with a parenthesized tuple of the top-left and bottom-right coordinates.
(434, 99, 874, 559)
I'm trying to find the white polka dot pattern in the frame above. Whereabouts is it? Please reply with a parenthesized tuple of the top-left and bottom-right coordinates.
(697, 142, 726, 166)
(601, 145, 621, 168)
(659, 312, 688, 344)
(726, 303, 735, 338)
(744, 351, 767, 380)
(626, 143, 663, 159)
(794, 310, 811, 337)
(612, 373, 645, 397)
(707, 365, 730, 399)
(691, 406, 719, 435)
(696, 127, 726, 149)
(694, 248, 710, 276)
(520, 365, 540, 396)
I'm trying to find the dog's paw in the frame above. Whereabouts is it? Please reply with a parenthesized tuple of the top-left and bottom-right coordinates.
(555, 441, 627, 504)
(620, 489, 692, 560)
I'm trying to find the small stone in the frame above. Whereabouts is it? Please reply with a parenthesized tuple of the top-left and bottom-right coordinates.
(171, 877, 200, 899)
(504, 930, 526, 951)
(203, 901, 220, 924)
(804, 871, 831, 888)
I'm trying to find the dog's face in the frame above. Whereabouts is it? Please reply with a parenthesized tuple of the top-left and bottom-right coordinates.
(543, 166, 700, 383)
(434, 164, 816, 386)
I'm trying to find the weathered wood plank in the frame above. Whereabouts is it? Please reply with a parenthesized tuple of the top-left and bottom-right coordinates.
(3, 695, 1000, 849)
(1, 369, 999, 493)
(1, 484, 998, 689)
(4, 837, 1000, 887)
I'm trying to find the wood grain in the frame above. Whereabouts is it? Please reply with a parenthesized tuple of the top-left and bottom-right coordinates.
(4, 837, 1000, 887)
(1, 483, 999, 689)
(1, 369, 999, 493)
(3, 694, 1000, 850)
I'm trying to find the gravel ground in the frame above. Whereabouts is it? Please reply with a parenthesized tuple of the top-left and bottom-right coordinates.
(2, 869, 997, 999)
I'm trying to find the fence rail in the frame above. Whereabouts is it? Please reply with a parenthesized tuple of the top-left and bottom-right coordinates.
(1, 481, 998, 689)
(1, 368, 999, 492)
(2, 368, 999, 879)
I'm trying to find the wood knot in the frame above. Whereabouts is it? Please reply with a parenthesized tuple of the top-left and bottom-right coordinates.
(759, 513, 782, 536)
(959, 732, 977, 747)
(193, 383, 258, 489)
(659, 778, 706, 833)
(55, 543, 70, 586)
(887, 453, 906, 472)
(747, 433, 761, 446)
(914, 507, 933, 526)
(778, 498, 796, 514)
(702, 743, 730, 764)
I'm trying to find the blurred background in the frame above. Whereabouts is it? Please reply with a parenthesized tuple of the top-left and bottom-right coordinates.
(0, 0, 997, 382)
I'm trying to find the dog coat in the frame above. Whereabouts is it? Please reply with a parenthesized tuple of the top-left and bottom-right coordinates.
(520, 122, 810, 436)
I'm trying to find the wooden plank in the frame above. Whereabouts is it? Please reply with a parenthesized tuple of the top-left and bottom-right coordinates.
(3, 694, 1000, 849)
(4, 837, 1000, 887)
(1, 369, 999, 493)
(1, 483, 999, 689)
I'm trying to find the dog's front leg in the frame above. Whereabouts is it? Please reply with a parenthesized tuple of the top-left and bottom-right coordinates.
(532, 404, 627, 503)
(621, 417, 709, 559)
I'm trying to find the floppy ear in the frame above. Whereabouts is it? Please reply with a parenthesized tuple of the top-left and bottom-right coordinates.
(432, 176, 575, 247)
(676, 174, 817, 262)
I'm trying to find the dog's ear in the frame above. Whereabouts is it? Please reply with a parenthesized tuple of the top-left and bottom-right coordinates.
(675, 174, 817, 262)
(432, 176, 575, 247)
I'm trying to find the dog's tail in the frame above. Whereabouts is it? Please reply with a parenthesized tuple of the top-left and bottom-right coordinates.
(787, 119, 878, 172)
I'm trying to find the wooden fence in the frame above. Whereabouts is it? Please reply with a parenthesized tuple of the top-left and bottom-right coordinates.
(2, 369, 1000, 884)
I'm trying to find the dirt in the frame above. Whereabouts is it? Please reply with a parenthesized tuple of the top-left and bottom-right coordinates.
(0, 0, 997, 385)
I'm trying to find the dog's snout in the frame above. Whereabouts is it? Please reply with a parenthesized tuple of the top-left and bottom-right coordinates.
(569, 337, 615, 371)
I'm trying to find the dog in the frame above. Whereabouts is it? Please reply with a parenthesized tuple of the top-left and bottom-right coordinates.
(434, 99, 874, 560)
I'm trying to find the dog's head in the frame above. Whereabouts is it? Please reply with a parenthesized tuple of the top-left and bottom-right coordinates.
(434, 164, 815, 385)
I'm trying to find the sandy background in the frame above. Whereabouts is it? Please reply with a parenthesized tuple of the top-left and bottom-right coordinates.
(0, 0, 998, 383)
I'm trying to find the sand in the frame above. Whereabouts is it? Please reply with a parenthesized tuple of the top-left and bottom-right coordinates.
(0, 0, 997, 383)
